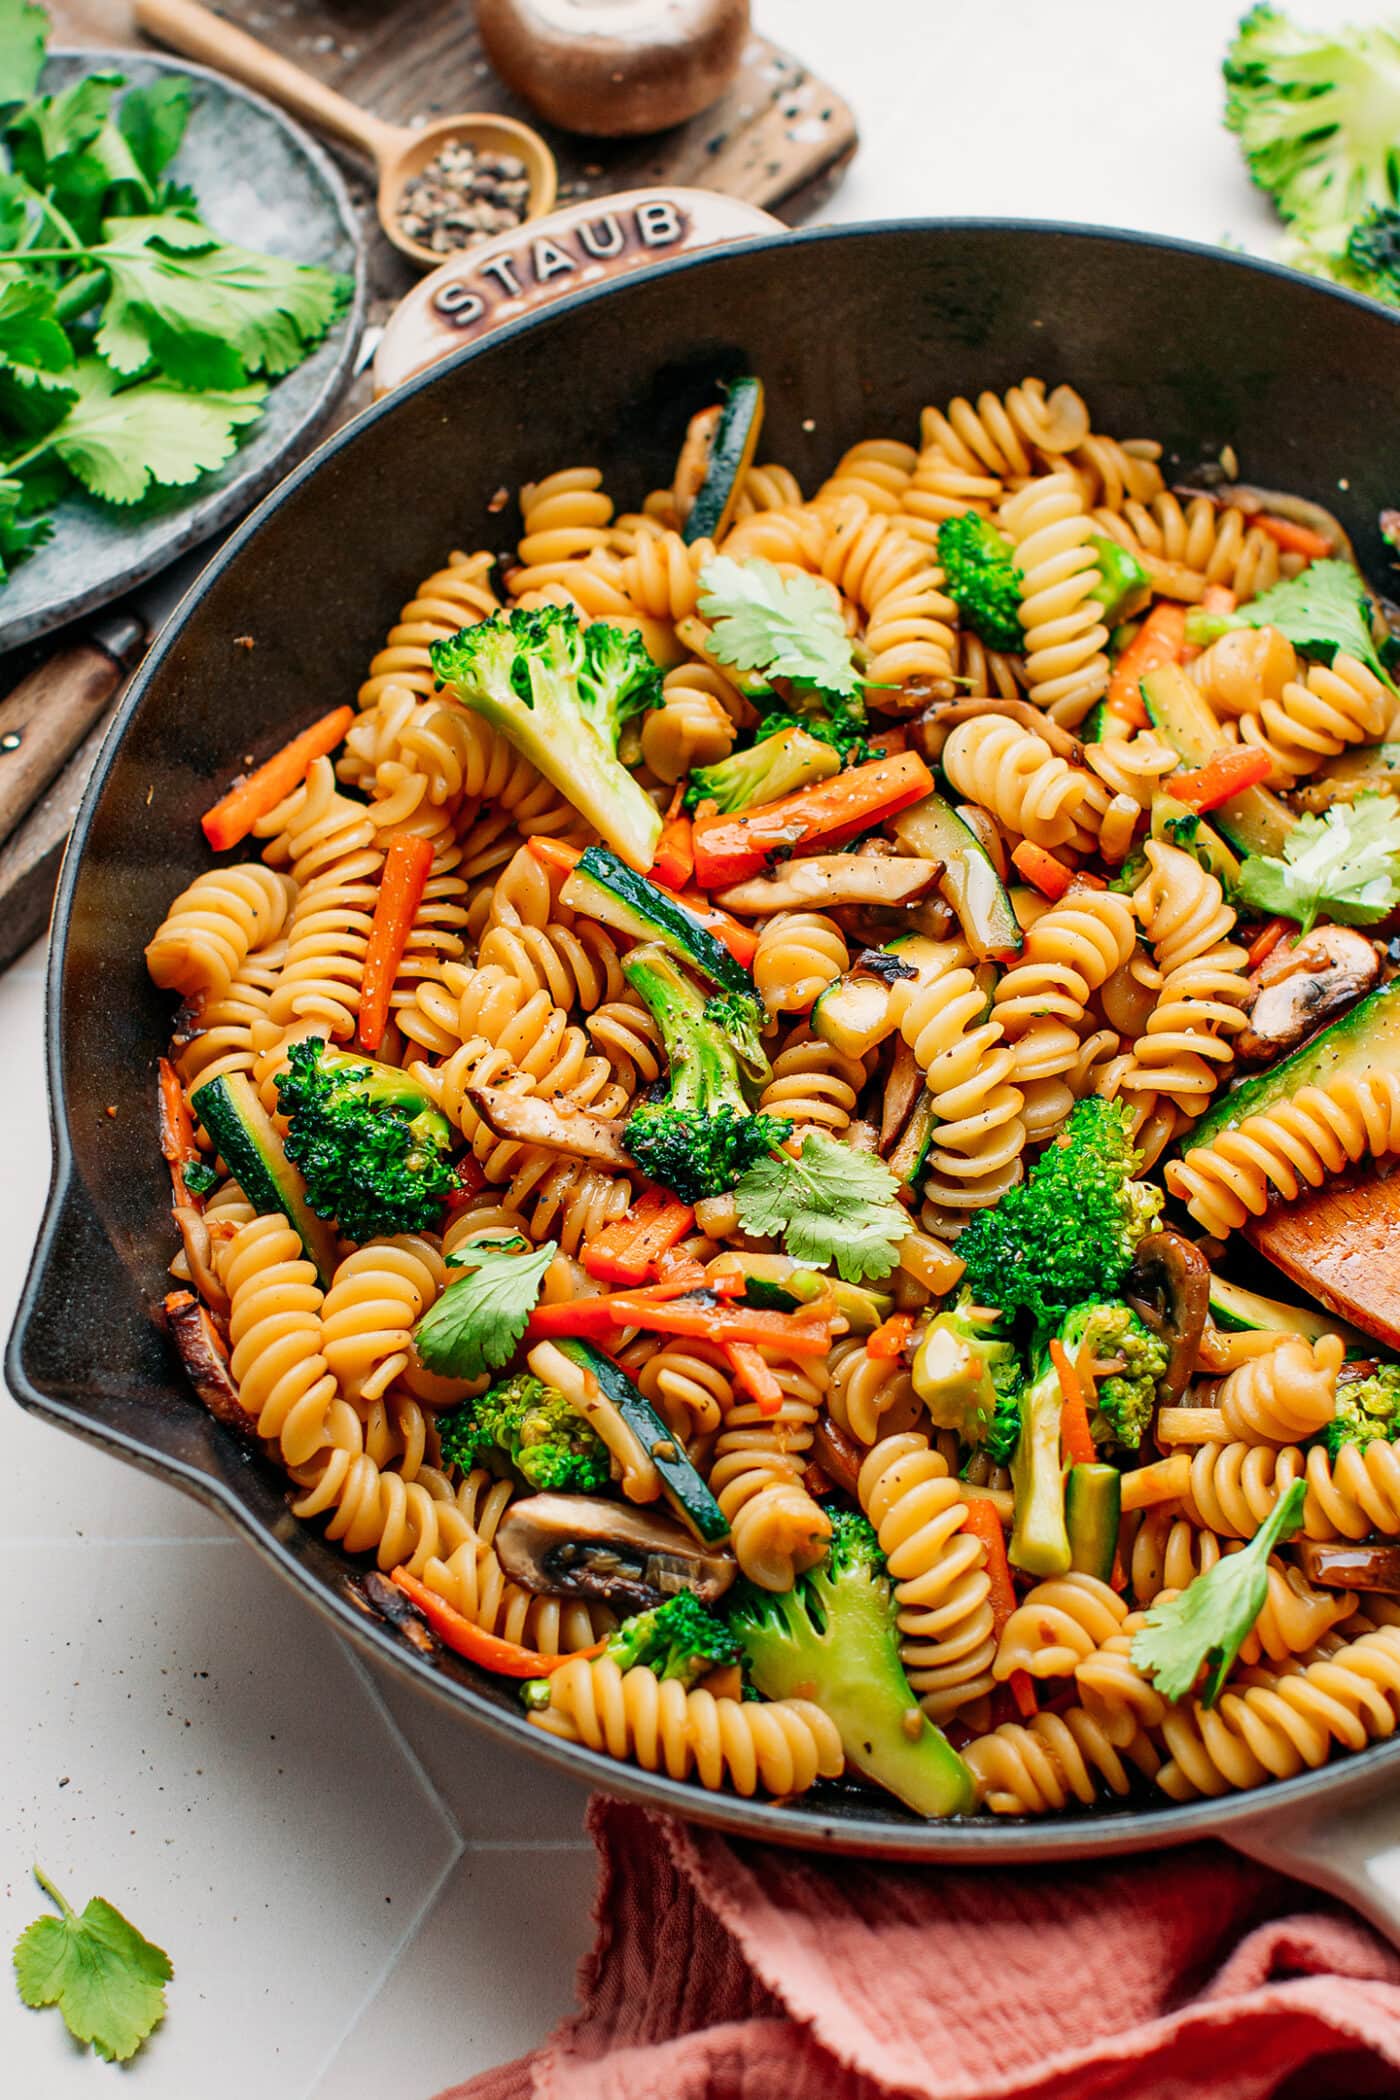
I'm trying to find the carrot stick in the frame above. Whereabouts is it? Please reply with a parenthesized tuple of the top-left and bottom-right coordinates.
(1200, 584, 1237, 615)
(1171, 746, 1274, 810)
(961, 1500, 1036, 1720)
(1011, 840, 1073, 899)
(691, 751, 934, 888)
(358, 833, 435, 1054)
(527, 836, 583, 874)
(157, 1056, 202, 1206)
(581, 1193, 695, 1288)
(1106, 603, 1185, 728)
(391, 1568, 607, 1677)
(1256, 514, 1333, 562)
(866, 1313, 914, 1361)
(724, 1341, 786, 1416)
(202, 705, 354, 852)
(528, 1289, 837, 1353)
(651, 787, 695, 891)
(1049, 1337, 1097, 1467)
(1246, 916, 1291, 970)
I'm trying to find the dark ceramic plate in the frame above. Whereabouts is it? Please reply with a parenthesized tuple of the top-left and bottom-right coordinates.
(15, 222, 1400, 1892)
(0, 49, 365, 651)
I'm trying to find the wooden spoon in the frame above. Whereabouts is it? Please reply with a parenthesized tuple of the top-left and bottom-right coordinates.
(133, 0, 558, 272)
(1246, 1167, 1400, 1353)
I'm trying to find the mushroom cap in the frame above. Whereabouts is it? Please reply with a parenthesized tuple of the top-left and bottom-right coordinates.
(477, 0, 752, 138)
(1238, 926, 1380, 1064)
(495, 1492, 736, 1610)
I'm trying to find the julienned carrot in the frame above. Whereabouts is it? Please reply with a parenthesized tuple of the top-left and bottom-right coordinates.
(581, 1192, 696, 1288)
(961, 1500, 1036, 1721)
(201, 705, 354, 853)
(528, 1288, 838, 1354)
(157, 1056, 202, 1206)
(1050, 1338, 1097, 1468)
(1107, 603, 1186, 728)
(528, 836, 583, 874)
(1200, 584, 1237, 616)
(691, 751, 935, 889)
(672, 890, 759, 967)
(358, 833, 435, 1054)
(391, 1568, 606, 1677)
(1256, 514, 1333, 562)
(866, 1313, 914, 1361)
(724, 1340, 785, 1416)
(1011, 840, 1073, 900)
(1246, 915, 1292, 970)
(1170, 745, 1274, 811)
(651, 787, 695, 891)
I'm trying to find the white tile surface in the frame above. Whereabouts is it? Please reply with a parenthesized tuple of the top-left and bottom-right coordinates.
(0, 3, 1375, 2091)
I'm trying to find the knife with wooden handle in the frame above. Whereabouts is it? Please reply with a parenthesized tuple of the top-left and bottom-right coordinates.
(0, 611, 147, 844)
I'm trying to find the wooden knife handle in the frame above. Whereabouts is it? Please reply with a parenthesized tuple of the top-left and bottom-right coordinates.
(0, 613, 145, 844)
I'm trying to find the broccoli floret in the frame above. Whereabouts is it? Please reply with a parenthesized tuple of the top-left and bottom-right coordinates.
(1010, 1347, 1072, 1578)
(936, 512, 1023, 651)
(1059, 1300, 1169, 1453)
(431, 605, 663, 871)
(703, 989, 770, 1082)
(955, 1097, 1163, 1335)
(438, 1371, 610, 1493)
(753, 683, 873, 765)
(684, 724, 839, 813)
(605, 1593, 742, 1687)
(621, 946, 790, 1201)
(276, 1038, 457, 1239)
(911, 1289, 1023, 1450)
(1224, 6, 1400, 273)
(1319, 1363, 1400, 1458)
(1089, 536, 1151, 624)
(728, 1509, 974, 1815)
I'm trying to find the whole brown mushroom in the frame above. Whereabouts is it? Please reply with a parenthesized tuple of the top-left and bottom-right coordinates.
(477, 0, 752, 137)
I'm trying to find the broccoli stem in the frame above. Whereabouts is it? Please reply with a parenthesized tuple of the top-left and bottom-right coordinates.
(1009, 1357, 1071, 1578)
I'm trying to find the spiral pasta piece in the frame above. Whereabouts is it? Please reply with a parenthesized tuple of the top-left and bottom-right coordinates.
(359, 548, 501, 709)
(146, 865, 293, 1004)
(1178, 1434, 1400, 1542)
(858, 1433, 997, 1721)
(942, 715, 1094, 850)
(531, 1655, 843, 1796)
(1092, 496, 1282, 604)
(889, 951, 1026, 1220)
(708, 1357, 831, 1591)
(991, 887, 1135, 1142)
(1240, 653, 1392, 785)
(321, 1235, 451, 1404)
(640, 666, 735, 783)
(753, 912, 849, 1017)
(1216, 1333, 1344, 1446)
(997, 471, 1110, 725)
(1166, 1072, 1400, 1235)
(757, 1027, 865, 1136)
(962, 1704, 1159, 1814)
(826, 1337, 922, 1447)
(175, 938, 287, 1093)
(1118, 842, 1249, 1122)
(993, 1574, 1128, 1682)
(224, 1214, 339, 1469)
(1124, 1511, 1355, 1666)
(813, 438, 917, 513)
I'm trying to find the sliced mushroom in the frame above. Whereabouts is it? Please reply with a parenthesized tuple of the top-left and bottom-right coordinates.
(812, 1413, 863, 1498)
(163, 1291, 258, 1441)
(349, 1571, 443, 1657)
(1295, 1537, 1400, 1592)
(466, 1084, 631, 1165)
(1126, 1231, 1210, 1413)
(1237, 927, 1380, 1063)
(716, 855, 941, 914)
(495, 1493, 736, 1612)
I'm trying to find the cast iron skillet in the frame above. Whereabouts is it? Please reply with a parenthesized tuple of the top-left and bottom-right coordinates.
(12, 221, 1400, 1920)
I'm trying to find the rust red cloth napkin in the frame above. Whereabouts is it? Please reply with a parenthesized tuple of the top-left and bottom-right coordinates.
(437, 1796, 1400, 2100)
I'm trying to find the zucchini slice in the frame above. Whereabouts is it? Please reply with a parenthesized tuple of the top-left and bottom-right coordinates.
(682, 377, 765, 546)
(1065, 1464, 1121, 1584)
(1188, 976, 1400, 1154)
(892, 791, 1022, 960)
(1207, 1274, 1368, 1351)
(550, 1337, 729, 1543)
(1141, 663, 1295, 857)
(561, 846, 754, 996)
(190, 1070, 339, 1287)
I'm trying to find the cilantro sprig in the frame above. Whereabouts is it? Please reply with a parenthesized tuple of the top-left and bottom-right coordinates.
(0, 12, 351, 583)
(733, 1129, 909, 1282)
(1130, 1480, 1308, 1706)
(13, 1865, 171, 2064)
(1236, 792, 1400, 933)
(1186, 558, 1394, 691)
(698, 554, 863, 699)
(413, 1235, 557, 1380)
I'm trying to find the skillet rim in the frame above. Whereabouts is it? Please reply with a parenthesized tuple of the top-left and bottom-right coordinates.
(13, 215, 1400, 1858)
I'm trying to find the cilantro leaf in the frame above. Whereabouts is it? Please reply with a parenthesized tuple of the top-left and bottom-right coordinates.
(0, 472, 51, 576)
(6, 72, 122, 183)
(1130, 1480, 1307, 1706)
(0, 0, 46, 106)
(1189, 558, 1393, 690)
(413, 1235, 557, 1379)
(117, 77, 193, 188)
(43, 357, 265, 503)
(13, 1866, 171, 2064)
(1236, 792, 1400, 933)
(0, 277, 73, 381)
(94, 213, 348, 384)
(733, 1129, 908, 1282)
(698, 554, 862, 698)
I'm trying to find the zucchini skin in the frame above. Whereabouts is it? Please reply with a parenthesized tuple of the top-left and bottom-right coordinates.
(565, 846, 754, 996)
(552, 1336, 730, 1542)
(683, 377, 765, 546)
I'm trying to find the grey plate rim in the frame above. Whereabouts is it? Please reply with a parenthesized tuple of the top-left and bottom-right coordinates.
(0, 44, 367, 652)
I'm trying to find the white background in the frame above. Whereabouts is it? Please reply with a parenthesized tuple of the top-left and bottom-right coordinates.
(0, 3, 1366, 2093)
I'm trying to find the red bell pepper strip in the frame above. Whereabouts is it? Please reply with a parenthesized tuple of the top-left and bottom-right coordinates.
(1246, 916, 1292, 971)
(581, 1193, 696, 1288)
(391, 1568, 607, 1677)
(358, 833, 435, 1054)
(691, 751, 935, 889)
(866, 1313, 914, 1361)
(528, 1288, 838, 1355)
(1050, 1337, 1097, 1468)
(961, 1500, 1036, 1721)
(1106, 603, 1185, 729)
(1256, 514, 1333, 562)
(1011, 840, 1074, 900)
(202, 705, 354, 852)
(1170, 745, 1274, 810)
(724, 1340, 786, 1416)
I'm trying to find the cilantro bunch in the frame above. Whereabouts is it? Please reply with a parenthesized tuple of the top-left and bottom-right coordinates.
(0, 4, 351, 582)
